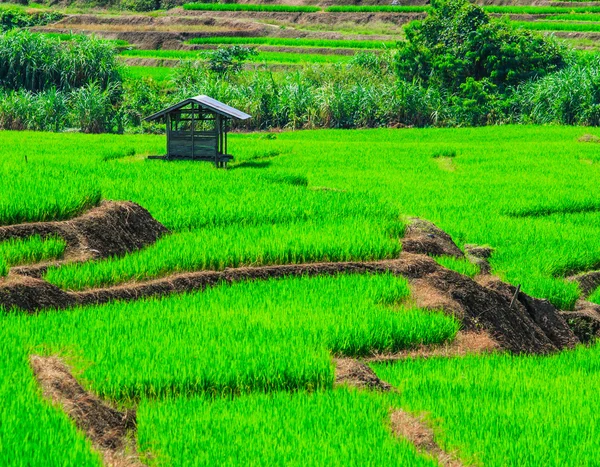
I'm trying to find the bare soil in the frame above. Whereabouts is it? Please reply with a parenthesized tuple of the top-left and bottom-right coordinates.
(367, 331, 498, 362)
(333, 358, 392, 390)
(390, 410, 466, 467)
(30, 356, 142, 467)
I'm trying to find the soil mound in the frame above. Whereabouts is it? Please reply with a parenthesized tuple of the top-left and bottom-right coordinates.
(0, 275, 76, 312)
(579, 134, 600, 143)
(333, 358, 392, 391)
(401, 218, 464, 258)
(561, 300, 600, 343)
(30, 355, 141, 467)
(464, 244, 493, 274)
(568, 270, 600, 297)
(0, 201, 168, 261)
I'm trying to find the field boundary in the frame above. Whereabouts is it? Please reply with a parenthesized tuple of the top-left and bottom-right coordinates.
(30, 355, 143, 467)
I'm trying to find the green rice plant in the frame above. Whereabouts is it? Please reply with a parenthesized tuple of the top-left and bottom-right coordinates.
(44, 219, 402, 290)
(552, 13, 600, 21)
(0, 334, 103, 466)
(485, 5, 600, 14)
(513, 20, 600, 32)
(137, 389, 438, 466)
(185, 36, 395, 49)
(0, 235, 66, 267)
(5, 274, 458, 399)
(434, 256, 480, 278)
(120, 49, 354, 64)
(325, 5, 429, 12)
(183, 3, 320, 12)
(588, 286, 600, 304)
(373, 343, 600, 466)
(0, 259, 7, 277)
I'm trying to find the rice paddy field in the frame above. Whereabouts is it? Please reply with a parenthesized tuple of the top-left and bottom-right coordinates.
(7, 0, 600, 464)
(3, 125, 600, 465)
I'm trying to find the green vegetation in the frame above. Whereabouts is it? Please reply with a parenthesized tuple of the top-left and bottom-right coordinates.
(45, 220, 401, 290)
(0, 126, 598, 309)
(0, 6, 62, 32)
(0, 30, 120, 92)
(434, 256, 480, 278)
(185, 36, 395, 49)
(183, 3, 319, 12)
(515, 20, 600, 33)
(326, 5, 428, 13)
(138, 389, 437, 466)
(3, 274, 458, 396)
(373, 344, 600, 466)
(120, 48, 353, 64)
(0, 235, 66, 276)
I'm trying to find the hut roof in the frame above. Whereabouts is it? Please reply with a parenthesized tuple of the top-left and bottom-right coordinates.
(144, 95, 251, 122)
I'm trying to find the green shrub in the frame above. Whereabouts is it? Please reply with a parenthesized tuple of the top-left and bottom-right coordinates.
(394, 0, 569, 92)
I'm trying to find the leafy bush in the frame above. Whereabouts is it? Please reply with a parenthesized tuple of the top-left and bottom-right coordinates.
(394, 0, 569, 92)
(206, 46, 258, 74)
(0, 8, 62, 32)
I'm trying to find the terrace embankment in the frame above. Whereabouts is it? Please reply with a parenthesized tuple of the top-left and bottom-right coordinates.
(0, 204, 582, 355)
(33, 10, 412, 49)
(0, 200, 168, 278)
(30, 355, 142, 467)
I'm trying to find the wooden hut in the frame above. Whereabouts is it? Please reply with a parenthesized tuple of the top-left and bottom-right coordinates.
(145, 95, 251, 167)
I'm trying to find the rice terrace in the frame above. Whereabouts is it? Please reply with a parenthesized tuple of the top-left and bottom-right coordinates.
(4, 0, 600, 464)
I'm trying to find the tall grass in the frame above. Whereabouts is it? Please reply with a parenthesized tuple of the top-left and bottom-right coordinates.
(183, 3, 320, 12)
(0, 30, 121, 92)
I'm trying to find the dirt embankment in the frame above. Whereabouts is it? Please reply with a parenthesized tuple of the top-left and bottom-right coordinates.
(31, 356, 142, 467)
(0, 203, 587, 355)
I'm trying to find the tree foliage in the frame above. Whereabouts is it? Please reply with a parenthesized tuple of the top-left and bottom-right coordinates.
(395, 0, 569, 92)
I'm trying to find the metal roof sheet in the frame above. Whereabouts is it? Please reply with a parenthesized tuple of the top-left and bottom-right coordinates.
(144, 95, 251, 122)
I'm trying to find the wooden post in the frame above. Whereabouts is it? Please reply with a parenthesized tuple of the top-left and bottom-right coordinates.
(224, 119, 228, 157)
(215, 114, 220, 168)
(191, 103, 195, 159)
(166, 113, 171, 159)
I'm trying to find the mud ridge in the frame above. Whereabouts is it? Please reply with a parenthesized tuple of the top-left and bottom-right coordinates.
(0, 200, 168, 263)
(0, 215, 580, 355)
(30, 355, 143, 467)
(333, 358, 392, 391)
(391, 410, 466, 467)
